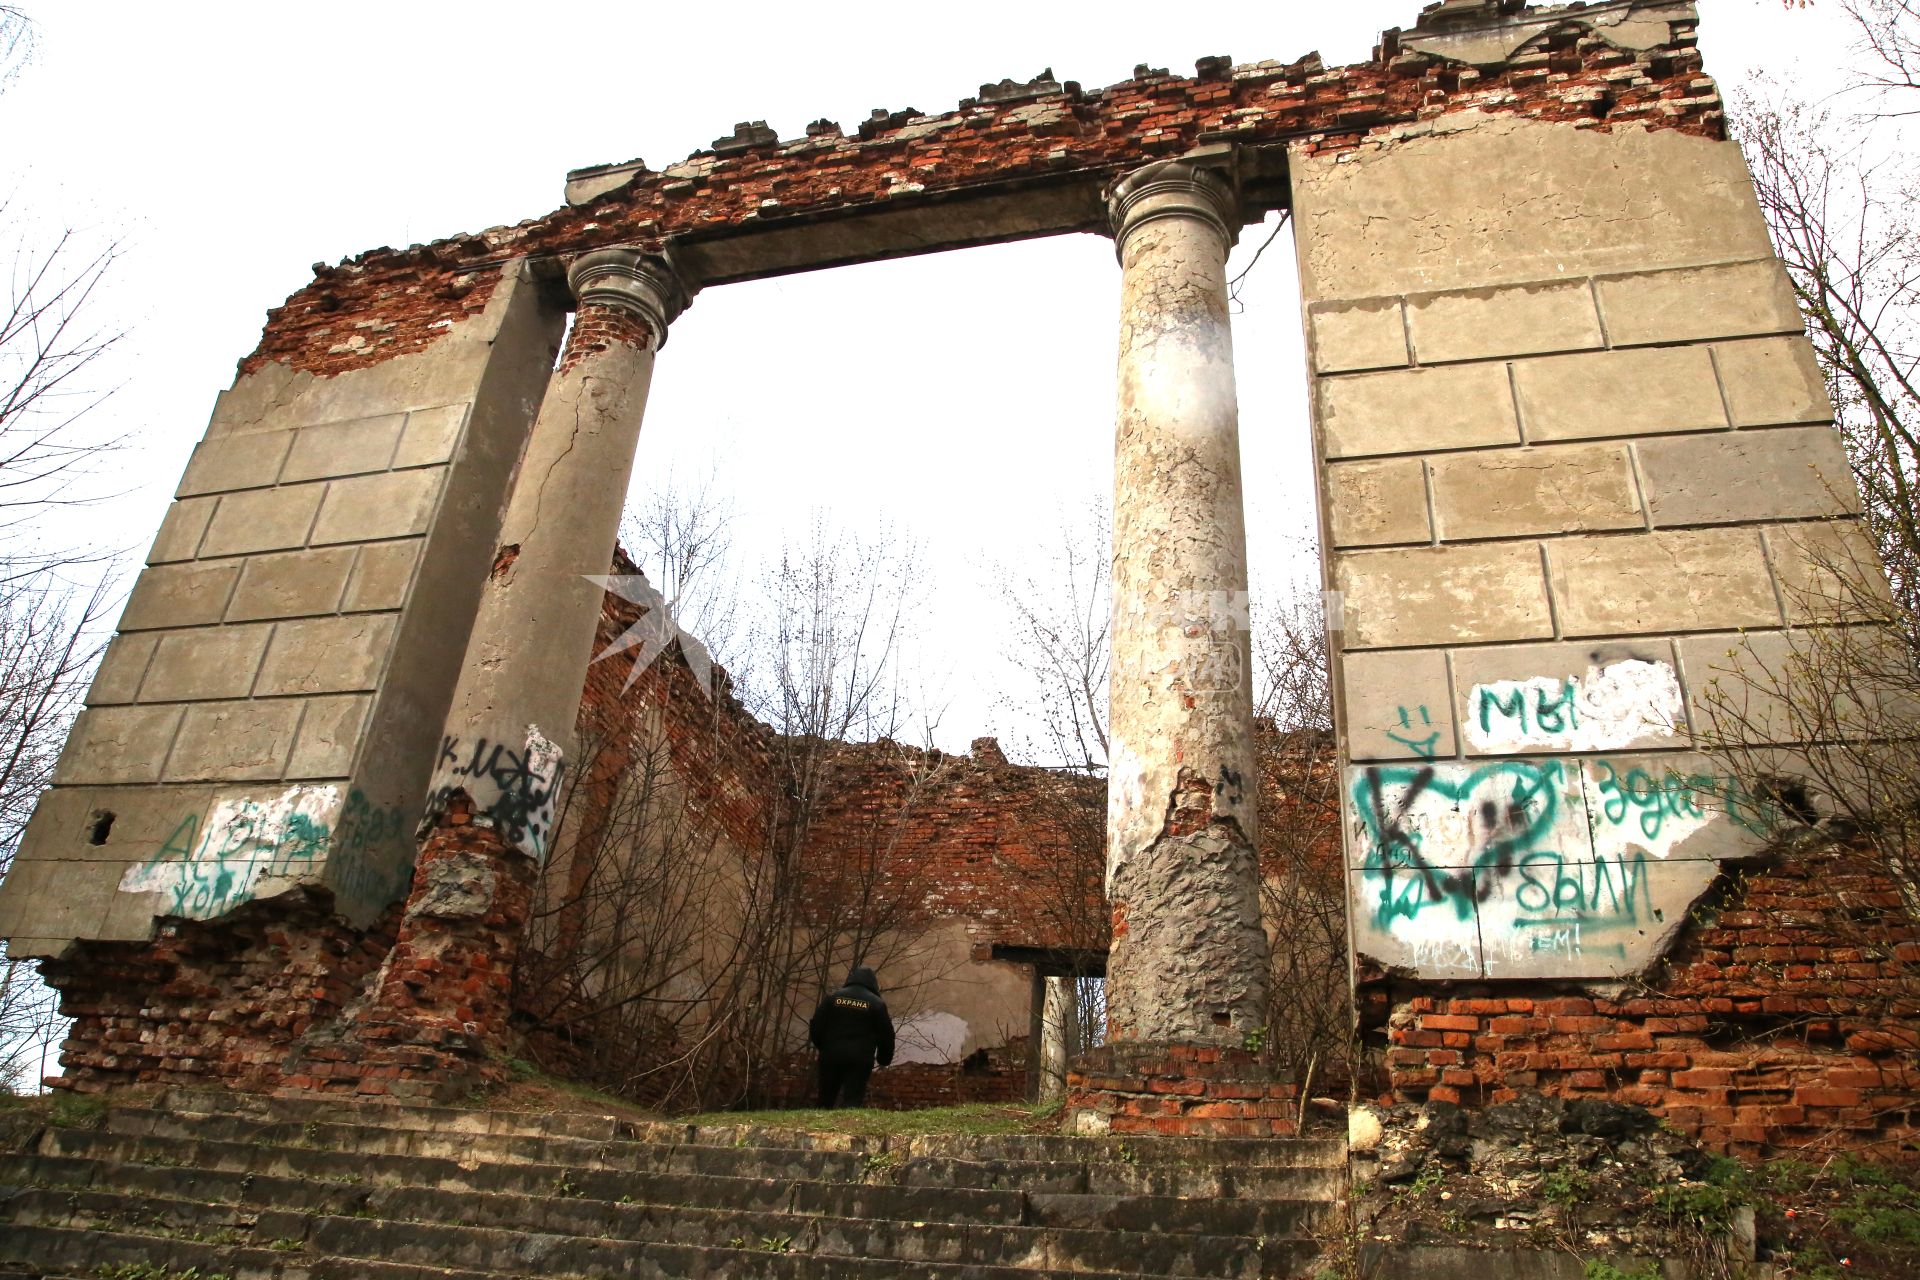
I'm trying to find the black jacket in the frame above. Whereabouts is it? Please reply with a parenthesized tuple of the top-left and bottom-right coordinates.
(809, 967, 895, 1067)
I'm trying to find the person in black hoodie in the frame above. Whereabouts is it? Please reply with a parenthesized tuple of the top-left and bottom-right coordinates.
(808, 966, 894, 1108)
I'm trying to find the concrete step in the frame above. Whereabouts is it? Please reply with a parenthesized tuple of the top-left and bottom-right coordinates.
(80, 1114, 1347, 1201)
(0, 1201, 1322, 1278)
(2, 1147, 1331, 1239)
(0, 1093, 1348, 1278)
(2, 1176, 1330, 1275)
(156, 1088, 1347, 1167)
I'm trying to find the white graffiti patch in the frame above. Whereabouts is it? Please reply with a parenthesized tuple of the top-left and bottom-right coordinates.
(120, 784, 341, 919)
(1465, 659, 1683, 753)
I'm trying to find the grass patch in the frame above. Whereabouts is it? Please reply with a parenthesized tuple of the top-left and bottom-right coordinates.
(467, 1062, 659, 1121)
(50, 1094, 108, 1130)
(677, 1101, 1056, 1138)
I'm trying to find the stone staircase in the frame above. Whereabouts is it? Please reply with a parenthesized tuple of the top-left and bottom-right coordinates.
(0, 1090, 1348, 1279)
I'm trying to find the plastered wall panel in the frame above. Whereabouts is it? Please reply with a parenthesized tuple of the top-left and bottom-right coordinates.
(198, 485, 326, 558)
(1429, 443, 1643, 540)
(1336, 543, 1555, 648)
(1340, 648, 1457, 762)
(280, 414, 406, 482)
(1513, 347, 1726, 441)
(175, 431, 294, 497)
(1307, 299, 1409, 374)
(1451, 639, 1687, 757)
(1319, 363, 1520, 458)
(1548, 529, 1781, 636)
(1596, 259, 1802, 346)
(1405, 280, 1604, 364)
(1638, 427, 1859, 527)
(1714, 336, 1833, 427)
(1326, 457, 1431, 548)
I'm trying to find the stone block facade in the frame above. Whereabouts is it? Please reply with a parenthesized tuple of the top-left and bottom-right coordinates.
(1297, 105, 1864, 986)
(0, 266, 564, 952)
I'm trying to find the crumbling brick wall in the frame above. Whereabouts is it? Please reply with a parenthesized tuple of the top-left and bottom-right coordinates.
(1369, 847, 1920, 1154)
(239, 11, 1721, 385)
(791, 738, 1104, 954)
(42, 891, 399, 1094)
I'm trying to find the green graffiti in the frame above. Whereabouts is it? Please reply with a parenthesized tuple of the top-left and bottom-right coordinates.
(1588, 759, 1778, 839)
(1476, 678, 1578, 739)
(1351, 759, 1569, 928)
(1386, 704, 1442, 759)
(1512, 849, 1648, 928)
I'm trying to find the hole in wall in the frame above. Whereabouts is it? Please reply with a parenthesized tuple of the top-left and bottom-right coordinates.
(87, 811, 115, 846)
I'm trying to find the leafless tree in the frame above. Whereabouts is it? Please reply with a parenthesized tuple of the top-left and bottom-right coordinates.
(993, 499, 1110, 771)
(0, 194, 125, 1088)
(0, 7, 33, 93)
(517, 513, 951, 1110)
(1249, 557, 1352, 1088)
(619, 462, 741, 673)
(0, 12, 127, 1082)
(1684, 0, 1920, 1036)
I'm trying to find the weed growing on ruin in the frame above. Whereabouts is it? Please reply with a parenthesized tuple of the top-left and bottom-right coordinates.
(94, 1266, 231, 1280)
(1581, 1262, 1661, 1280)
(1543, 1165, 1592, 1208)
(268, 1238, 304, 1253)
(50, 1094, 104, 1130)
(550, 1172, 581, 1198)
(760, 1234, 793, 1253)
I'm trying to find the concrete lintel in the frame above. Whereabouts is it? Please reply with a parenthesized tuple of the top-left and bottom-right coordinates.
(662, 154, 1289, 291)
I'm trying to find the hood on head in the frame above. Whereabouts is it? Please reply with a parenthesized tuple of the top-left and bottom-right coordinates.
(847, 966, 880, 993)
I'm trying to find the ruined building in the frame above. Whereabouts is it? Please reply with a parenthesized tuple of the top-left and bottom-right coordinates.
(0, 0, 1916, 1156)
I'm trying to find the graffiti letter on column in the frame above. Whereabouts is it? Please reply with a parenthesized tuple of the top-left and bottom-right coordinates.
(421, 724, 566, 860)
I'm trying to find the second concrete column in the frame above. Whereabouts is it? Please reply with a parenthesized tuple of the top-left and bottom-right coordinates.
(427, 247, 691, 861)
(1103, 156, 1271, 1045)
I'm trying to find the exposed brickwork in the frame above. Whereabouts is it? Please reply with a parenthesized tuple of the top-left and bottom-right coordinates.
(556, 301, 657, 375)
(284, 793, 538, 1101)
(792, 742, 1103, 952)
(1066, 1042, 1300, 1137)
(41, 890, 398, 1095)
(1368, 848, 1920, 1155)
(243, 257, 500, 379)
(239, 14, 1719, 379)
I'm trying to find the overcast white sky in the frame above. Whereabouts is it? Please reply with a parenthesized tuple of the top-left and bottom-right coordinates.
(0, 0, 1861, 759)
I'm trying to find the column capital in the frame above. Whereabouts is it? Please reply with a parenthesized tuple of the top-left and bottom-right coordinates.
(566, 247, 692, 349)
(1104, 155, 1241, 260)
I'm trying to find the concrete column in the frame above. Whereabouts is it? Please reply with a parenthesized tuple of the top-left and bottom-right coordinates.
(427, 247, 691, 860)
(1103, 155, 1271, 1046)
(1039, 975, 1081, 1101)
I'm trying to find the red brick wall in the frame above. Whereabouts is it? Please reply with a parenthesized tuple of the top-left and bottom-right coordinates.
(42, 891, 398, 1094)
(1066, 1043, 1300, 1137)
(790, 741, 1103, 953)
(557, 301, 656, 374)
(1371, 848, 1920, 1154)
